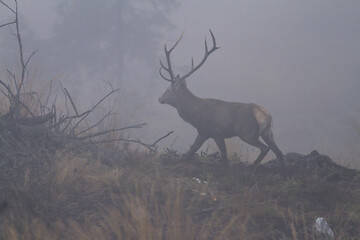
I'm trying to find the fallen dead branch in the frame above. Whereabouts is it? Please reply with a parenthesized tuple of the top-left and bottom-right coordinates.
(91, 130, 174, 152)
(74, 123, 147, 140)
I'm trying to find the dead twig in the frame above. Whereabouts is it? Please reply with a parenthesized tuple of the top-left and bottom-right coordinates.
(48, 110, 89, 130)
(91, 131, 174, 152)
(72, 88, 120, 131)
(6, 69, 17, 90)
(0, 80, 15, 99)
(151, 130, 174, 147)
(0, 0, 15, 14)
(64, 88, 78, 115)
(74, 110, 114, 137)
(0, 20, 15, 29)
(44, 80, 53, 108)
(24, 49, 38, 70)
(74, 123, 146, 140)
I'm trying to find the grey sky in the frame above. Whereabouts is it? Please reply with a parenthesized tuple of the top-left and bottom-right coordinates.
(1, 0, 360, 166)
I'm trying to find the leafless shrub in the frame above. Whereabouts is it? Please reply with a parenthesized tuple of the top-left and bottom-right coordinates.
(0, 0, 172, 153)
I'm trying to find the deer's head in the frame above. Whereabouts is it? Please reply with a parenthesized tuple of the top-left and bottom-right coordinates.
(159, 30, 219, 106)
(159, 75, 187, 105)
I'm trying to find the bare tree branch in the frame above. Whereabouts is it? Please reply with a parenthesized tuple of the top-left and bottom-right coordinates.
(0, 80, 15, 99)
(58, 81, 70, 116)
(6, 69, 17, 88)
(91, 131, 174, 153)
(17, 100, 35, 117)
(101, 79, 114, 91)
(73, 123, 146, 140)
(48, 109, 89, 130)
(74, 110, 114, 137)
(12, 0, 26, 98)
(44, 80, 53, 107)
(150, 131, 174, 147)
(72, 88, 120, 130)
(0, 87, 10, 98)
(63, 88, 78, 115)
(64, 110, 91, 120)
(24, 48, 39, 69)
(0, 20, 15, 29)
(0, 0, 15, 14)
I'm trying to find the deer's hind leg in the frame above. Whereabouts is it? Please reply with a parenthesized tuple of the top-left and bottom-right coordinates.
(261, 130, 286, 175)
(239, 136, 270, 166)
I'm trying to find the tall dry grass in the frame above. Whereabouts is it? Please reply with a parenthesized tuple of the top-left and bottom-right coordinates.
(2, 146, 360, 239)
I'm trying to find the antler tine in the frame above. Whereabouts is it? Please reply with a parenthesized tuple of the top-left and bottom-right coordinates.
(209, 29, 218, 50)
(159, 58, 172, 82)
(168, 31, 184, 53)
(160, 60, 168, 71)
(161, 32, 184, 83)
(205, 37, 208, 53)
(159, 67, 172, 82)
(164, 43, 175, 81)
(181, 29, 219, 80)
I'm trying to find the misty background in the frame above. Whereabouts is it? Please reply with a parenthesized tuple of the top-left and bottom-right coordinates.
(1, 0, 359, 166)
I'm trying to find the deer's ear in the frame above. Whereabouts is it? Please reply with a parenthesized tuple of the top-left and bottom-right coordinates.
(173, 74, 186, 88)
(175, 75, 186, 84)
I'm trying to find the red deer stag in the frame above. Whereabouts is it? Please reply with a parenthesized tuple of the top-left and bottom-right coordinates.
(159, 30, 285, 173)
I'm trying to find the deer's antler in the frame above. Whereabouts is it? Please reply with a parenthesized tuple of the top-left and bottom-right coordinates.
(159, 32, 184, 83)
(159, 29, 219, 83)
(180, 29, 219, 81)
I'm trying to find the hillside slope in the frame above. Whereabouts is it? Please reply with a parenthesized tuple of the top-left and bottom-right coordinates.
(0, 122, 359, 240)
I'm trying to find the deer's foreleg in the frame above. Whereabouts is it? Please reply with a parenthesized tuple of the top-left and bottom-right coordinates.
(214, 137, 227, 163)
(184, 133, 208, 157)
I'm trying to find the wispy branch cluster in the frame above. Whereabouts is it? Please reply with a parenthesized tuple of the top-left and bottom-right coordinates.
(0, 0, 49, 124)
(0, 0, 172, 152)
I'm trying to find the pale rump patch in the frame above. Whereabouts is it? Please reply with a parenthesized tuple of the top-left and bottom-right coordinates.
(254, 106, 272, 134)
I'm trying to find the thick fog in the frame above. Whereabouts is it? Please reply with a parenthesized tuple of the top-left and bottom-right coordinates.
(1, 0, 359, 165)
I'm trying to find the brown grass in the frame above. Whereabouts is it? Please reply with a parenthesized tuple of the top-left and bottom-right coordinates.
(1, 136, 360, 240)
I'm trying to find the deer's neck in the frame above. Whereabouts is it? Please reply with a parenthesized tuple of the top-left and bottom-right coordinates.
(171, 87, 201, 123)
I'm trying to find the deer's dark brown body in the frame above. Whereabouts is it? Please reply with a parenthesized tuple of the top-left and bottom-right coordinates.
(159, 30, 285, 173)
